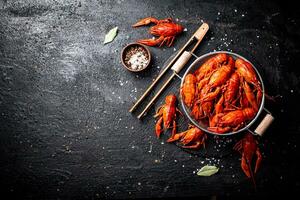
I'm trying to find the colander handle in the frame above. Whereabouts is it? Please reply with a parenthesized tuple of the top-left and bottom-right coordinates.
(254, 113, 274, 136)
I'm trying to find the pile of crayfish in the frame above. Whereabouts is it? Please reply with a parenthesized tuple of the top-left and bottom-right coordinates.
(181, 53, 263, 134)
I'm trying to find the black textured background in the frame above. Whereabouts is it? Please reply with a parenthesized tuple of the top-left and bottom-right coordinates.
(0, 0, 299, 199)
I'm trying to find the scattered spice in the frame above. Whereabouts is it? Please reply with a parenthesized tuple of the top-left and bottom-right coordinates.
(124, 46, 149, 70)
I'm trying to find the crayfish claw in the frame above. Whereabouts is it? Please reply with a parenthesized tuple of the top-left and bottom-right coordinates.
(132, 17, 159, 27)
(155, 117, 163, 138)
(182, 141, 202, 149)
(137, 36, 164, 47)
(255, 148, 262, 173)
(241, 156, 251, 178)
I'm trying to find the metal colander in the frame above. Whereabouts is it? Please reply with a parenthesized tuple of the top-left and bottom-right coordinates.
(180, 51, 272, 136)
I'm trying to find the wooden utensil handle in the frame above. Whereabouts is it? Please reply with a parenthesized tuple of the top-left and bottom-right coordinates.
(255, 113, 274, 136)
(171, 51, 192, 73)
(194, 23, 209, 41)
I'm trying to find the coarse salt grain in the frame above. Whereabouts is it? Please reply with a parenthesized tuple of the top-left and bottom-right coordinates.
(128, 52, 149, 70)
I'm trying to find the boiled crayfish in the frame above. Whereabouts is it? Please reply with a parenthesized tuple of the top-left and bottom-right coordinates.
(132, 17, 184, 47)
(167, 125, 207, 149)
(181, 73, 197, 108)
(180, 53, 263, 134)
(208, 108, 256, 133)
(154, 94, 181, 138)
(234, 133, 262, 185)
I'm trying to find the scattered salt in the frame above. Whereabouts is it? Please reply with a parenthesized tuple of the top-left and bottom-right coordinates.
(148, 144, 152, 153)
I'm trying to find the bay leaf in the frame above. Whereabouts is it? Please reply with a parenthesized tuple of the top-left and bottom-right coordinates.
(103, 27, 118, 44)
(197, 165, 219, 176)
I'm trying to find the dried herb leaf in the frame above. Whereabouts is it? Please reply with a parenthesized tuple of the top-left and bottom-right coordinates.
(104, 27, 118, 44)
(197, 165, 219, 176)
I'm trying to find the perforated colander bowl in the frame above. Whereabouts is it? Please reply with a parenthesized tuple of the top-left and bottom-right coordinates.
(180, 51, 266, 136)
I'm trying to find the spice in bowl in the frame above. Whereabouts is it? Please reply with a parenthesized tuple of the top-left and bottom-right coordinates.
(121, 43, 151, 72)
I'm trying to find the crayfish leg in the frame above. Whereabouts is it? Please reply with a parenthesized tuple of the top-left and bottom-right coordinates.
(207, 126, 231, 134)
(158, 18, 172, 23)
(167, 36, 175, 47)
(159, 36, 174, 47)
(233, 140, 243, 153)
(201, 87, 221, 102)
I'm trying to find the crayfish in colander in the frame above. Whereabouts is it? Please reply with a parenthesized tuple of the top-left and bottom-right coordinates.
(181, 53, 263, 134)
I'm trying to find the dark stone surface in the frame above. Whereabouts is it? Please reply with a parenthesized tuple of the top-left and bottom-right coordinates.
(0, 0, 299, 198)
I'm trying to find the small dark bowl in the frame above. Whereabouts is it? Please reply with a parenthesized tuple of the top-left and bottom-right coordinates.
(121, 43, 151, 72)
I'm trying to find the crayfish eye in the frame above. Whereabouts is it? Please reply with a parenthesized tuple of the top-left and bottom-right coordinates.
(176, 24, 184, 33)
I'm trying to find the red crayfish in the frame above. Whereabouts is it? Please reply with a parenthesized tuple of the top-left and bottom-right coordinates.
(154, 94, 182, 138)
(132, 17, 184, 47)
(234, 133, 262, 186)
(181, 73, 197, 108)
(208, 108, 256, 134)
(167, 125, 207, 149)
